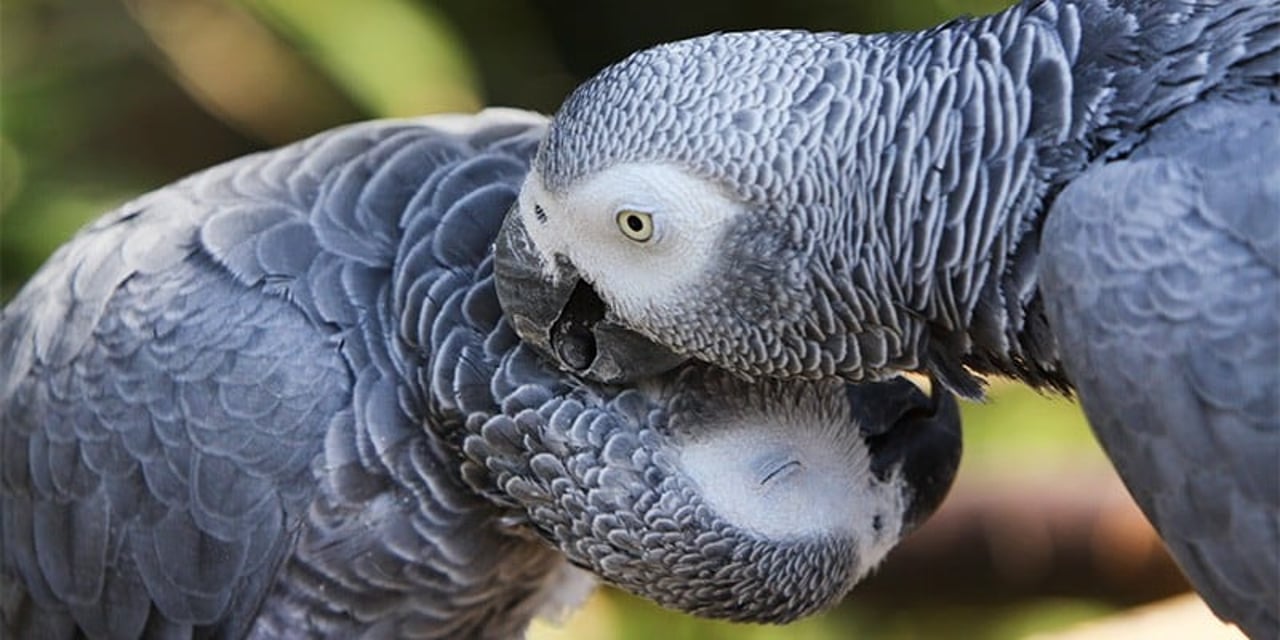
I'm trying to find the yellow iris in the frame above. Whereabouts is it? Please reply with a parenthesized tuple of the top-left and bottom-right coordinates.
(616, 209, 654, 242)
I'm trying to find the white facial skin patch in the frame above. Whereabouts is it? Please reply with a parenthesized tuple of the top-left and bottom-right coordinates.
(517, 163, 747, 321)
(673, 411, 908, 578)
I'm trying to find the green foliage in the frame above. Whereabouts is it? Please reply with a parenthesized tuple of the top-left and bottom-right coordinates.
(962, 383, 1103, 471)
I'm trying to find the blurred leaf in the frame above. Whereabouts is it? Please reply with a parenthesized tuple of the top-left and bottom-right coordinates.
(240, 0, 481, 116)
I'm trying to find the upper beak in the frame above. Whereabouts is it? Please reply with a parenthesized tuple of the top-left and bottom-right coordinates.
(493, 206, 688, 383)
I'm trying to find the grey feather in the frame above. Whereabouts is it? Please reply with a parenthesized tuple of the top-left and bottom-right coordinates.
(497, 0, 1279, 636)
(1041, 101, 1279, 639)
(2, 109, 961, 638)
(1, 113, 576, 639)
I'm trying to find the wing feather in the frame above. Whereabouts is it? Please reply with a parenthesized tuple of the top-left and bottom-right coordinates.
(1041, 101, 1279, 639)
(3, 111, 573, 638)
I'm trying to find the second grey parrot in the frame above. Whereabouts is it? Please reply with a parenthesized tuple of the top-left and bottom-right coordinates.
(0, 110, 962, 637)
(492, 0, 1280, 637)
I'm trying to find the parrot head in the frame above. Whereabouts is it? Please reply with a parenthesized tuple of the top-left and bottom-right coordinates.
(495, 30, 935, 386)
(463, 365, 962, 622)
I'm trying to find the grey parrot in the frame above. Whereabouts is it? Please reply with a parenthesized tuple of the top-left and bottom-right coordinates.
(491, 0, 1280, 637)
(0, 109, 963, 638)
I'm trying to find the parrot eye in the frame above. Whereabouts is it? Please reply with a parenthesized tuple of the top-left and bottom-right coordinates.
(616, 210, 654, 242)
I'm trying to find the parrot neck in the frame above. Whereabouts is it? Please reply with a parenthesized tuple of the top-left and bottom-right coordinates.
(818, 0, 1157, 394)
(846, 0, 1263, 394)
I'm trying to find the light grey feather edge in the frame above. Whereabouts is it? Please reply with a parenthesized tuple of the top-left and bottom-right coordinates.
(0, 109, 593, 639)
(535, 0, 1278, 394)
(1040, 101, 1279, 640)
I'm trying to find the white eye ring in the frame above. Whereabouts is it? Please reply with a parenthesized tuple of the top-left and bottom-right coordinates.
(616, 209, 655, 242)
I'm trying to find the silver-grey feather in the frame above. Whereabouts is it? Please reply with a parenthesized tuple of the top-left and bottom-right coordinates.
(532, 7, 1100, 391)
(461, 366, 958, 623)
(1041, 100, 1279, 640)
(525, 0, 1277, 393)
(3, 112, 576, 639)
(2, 110, 961, 638)
(498, 0, 1279, 637)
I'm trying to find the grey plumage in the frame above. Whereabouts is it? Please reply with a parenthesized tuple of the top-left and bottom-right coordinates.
(463, 366, 960, 623)
(1, 110, 962, 638)
(493, 0, 1279, 637)
(1040, 101, 1279, 639)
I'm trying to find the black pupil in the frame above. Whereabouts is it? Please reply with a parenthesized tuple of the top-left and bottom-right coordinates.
(626, 215, 645, 233)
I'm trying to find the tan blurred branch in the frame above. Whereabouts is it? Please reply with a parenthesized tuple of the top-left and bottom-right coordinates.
(858, 464, 1192, 606)
(123, 0, 360, 144)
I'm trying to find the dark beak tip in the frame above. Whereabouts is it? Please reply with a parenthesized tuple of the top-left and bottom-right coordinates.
(857, 378, 962, 534)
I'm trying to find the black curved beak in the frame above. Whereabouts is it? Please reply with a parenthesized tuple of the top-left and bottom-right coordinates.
(493, 206, 688, 383)
(850, 376, 962, 535)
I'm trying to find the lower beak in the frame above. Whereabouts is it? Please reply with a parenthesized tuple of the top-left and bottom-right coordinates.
(493, 206, 688, 383)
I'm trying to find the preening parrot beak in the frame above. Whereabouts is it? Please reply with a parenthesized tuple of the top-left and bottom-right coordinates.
(494, 206, 688, 383)
(851, 375, 961, 535)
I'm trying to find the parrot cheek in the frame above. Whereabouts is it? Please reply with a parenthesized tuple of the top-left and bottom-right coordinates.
(495, 206, 688, 382)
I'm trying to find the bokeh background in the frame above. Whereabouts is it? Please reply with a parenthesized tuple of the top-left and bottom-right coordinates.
(1, 1, 1209, 638)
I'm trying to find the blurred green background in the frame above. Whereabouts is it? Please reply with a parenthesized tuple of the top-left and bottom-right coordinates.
(1, 1, 1196, 638)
